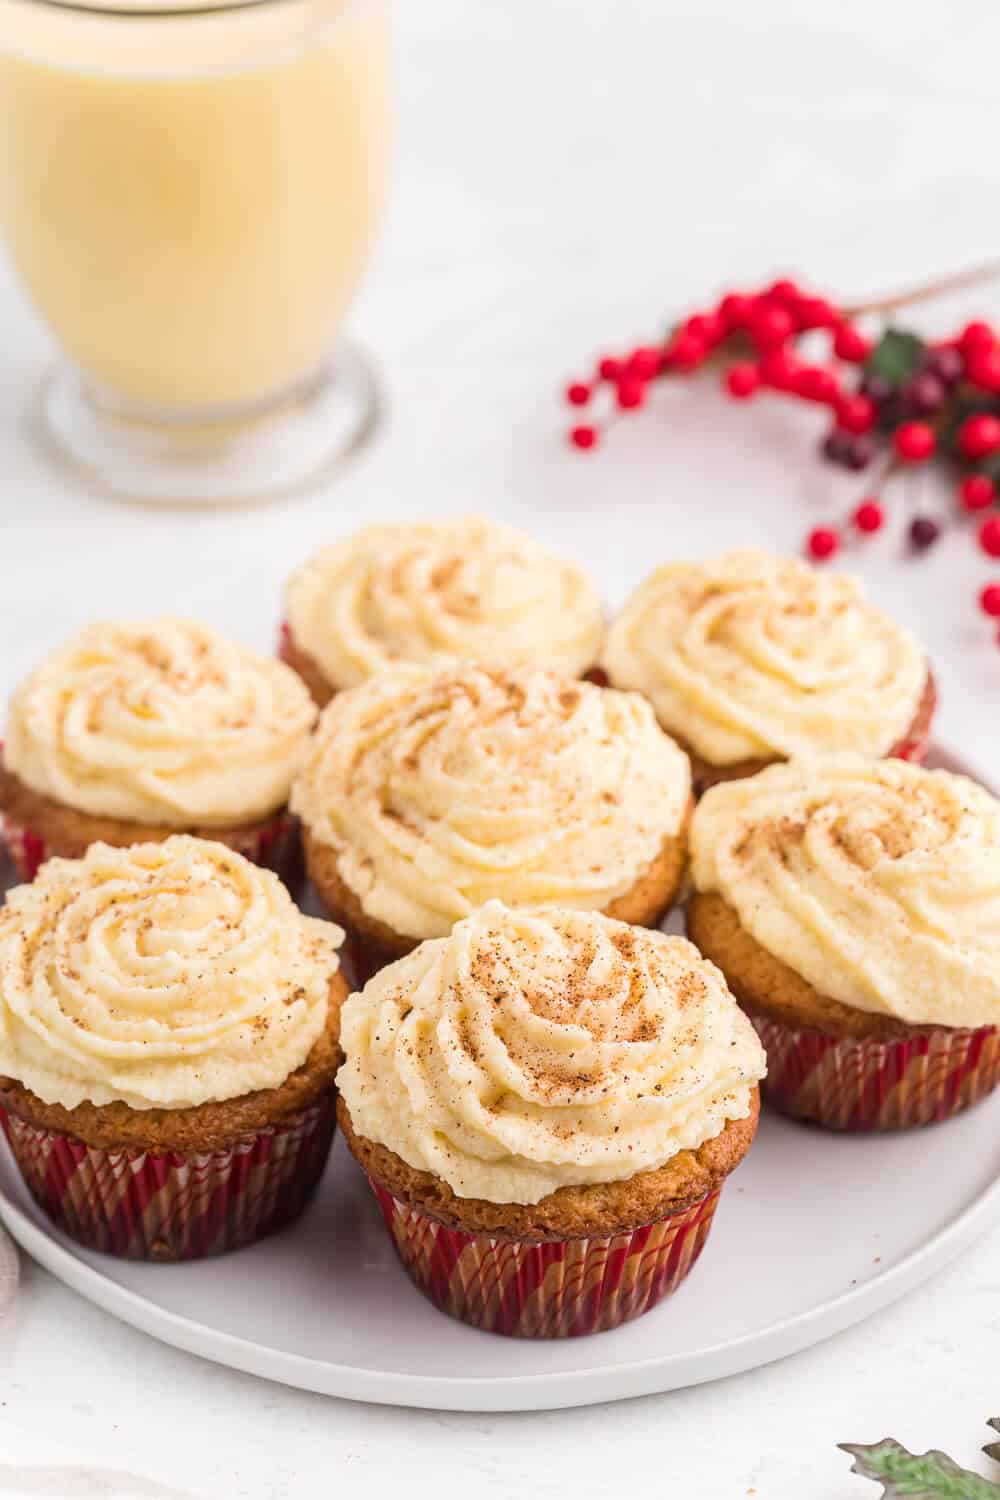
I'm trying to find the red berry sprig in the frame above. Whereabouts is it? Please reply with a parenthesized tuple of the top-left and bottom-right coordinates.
(563, 268, 1000, 646)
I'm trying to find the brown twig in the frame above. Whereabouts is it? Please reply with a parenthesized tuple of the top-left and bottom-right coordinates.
(845, 258, 1000, 319)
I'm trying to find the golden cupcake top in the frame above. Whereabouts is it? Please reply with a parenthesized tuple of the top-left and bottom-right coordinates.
(290, 663, 691, 940)
(336, 900, 765, 1204)
(4, 617, 317, 827)
(602, 549, 926, 764)
(690, 755, 1000, 1028)
(0, 836, 344, 1111)
(284, 514, 604, 688)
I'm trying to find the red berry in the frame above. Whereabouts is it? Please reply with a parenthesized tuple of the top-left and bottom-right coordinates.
(807, 526, 840, 561)
(616, 378, 645, 410)
(725, 362, 760, 399)
(759, 347, 801, 390)
(597, 357, 622, 382)
(626, 346, 662, 381)
(833, 324, 871, 363)
(684, 312, 724, 347)
(980, 515, 1000, 557)
(795, 296, 839, 331)
(979, 583, 1000, 617)
(894, 421, 936, 462)
(667, 332, 706, 369)
(959, 474, 996, 512)
(835, 393, 877, 433)
(959, 413, 1000, 459)
(748, 301, 795, 348)
(853, 499, 885, 533)
(960, 321, 995, 357)
(795, 366, 841, 404)
(966, 348, 1000, 393)
(766, 278, 801, 303)
(566, 381, 591, 407)
(718, 292, 752, 329)
(570, 424, 598, 451)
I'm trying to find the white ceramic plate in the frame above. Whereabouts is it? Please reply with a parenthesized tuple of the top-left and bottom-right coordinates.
(1, 743, 997, 1413)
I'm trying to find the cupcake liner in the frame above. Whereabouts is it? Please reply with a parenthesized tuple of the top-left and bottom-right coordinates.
(0, 1093, 336, 1260)
(1, 810, 302, 890)
(890, 724, 931, 765)
(369, 1179, 721, 1338)
(339, 929, 401, 990)
(752, 1014, 1000, 1131)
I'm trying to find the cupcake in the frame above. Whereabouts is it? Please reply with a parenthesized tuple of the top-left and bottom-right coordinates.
(687, 756, 1000, 1131)
(0, 618, 316, 882)
(290, 664, 693, 970)
(0, 836, 346, 1258)
(280, 514, 604, 705)
(335, 900, 765, 1337)
(602, 549, 935, 792)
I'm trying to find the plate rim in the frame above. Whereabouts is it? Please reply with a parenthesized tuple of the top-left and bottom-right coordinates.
(2, 738, 997, 1412)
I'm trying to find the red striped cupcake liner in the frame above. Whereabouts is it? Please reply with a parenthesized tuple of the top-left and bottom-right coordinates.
(752, 1014, 1000, 1131)
(890, 724, 931, 765)
(0, 1093, 336, 1260)
(369, 1179, 721, 1338)
(1, 810, 302, 890)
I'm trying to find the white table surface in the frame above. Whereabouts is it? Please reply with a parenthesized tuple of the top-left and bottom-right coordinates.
(2, 0, 1000, 1494)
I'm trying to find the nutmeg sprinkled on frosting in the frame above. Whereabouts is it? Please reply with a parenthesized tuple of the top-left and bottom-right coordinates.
(290, 664, 691, 940)
(602, 549, 926, 764)
(4, 618, 317, 826)
(336, 901, 765, 1204)
(284, 515, 605, 688)
(691, 755, 1000, 1028)
(0, 837, 343, 1111)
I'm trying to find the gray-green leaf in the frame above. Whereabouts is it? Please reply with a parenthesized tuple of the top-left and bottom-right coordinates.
(840, 1438, 1000, 1498)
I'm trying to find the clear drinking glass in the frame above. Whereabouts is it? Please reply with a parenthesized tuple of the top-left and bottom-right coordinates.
(0, 0, 391, 504)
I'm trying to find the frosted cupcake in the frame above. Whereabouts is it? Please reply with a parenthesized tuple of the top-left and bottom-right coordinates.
(602, 550, 935, 792)
(0, 618, 316, 881)
(688, 756, 1000, 1130)
(281, 515, 604, 704)
(291, 664, 692, 966)
(0, 837, 346, 1258)
(336, 901, 765, 1337)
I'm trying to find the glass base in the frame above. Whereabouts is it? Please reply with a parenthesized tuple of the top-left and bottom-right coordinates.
(38, 342, 380, 507)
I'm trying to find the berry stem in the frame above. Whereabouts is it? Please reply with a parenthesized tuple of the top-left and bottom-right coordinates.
(844, 257, 1000, 319)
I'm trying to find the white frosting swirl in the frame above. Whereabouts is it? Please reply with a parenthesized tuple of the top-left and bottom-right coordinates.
(5, 618, 317, 826)
(337, 901, 765, 1203)
(691, 756, 1000, 1028)
(0, 836, 344, 1110)
(291, 665, 691, 940)
(602, 550, 926, 764)
(284, 515, 604, 688)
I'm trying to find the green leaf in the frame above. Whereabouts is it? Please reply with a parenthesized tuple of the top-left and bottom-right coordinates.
(864, 328, 926, 389)
(983, 1420, 1000, 1466)
(839, 1438, 1000, 1498)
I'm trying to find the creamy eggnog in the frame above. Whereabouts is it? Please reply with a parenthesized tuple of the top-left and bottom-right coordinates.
(0, 0, 391, 414)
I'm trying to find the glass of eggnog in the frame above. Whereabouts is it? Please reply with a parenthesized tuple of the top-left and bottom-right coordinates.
(0, 0, 391, 504)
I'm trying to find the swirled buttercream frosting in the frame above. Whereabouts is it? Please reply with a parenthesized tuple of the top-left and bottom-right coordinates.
(4, 618, 317, 826)
(690, 756, 1000, 1028)
(284, 515, 604, 687)
(602, 550, 926, 764)
(0, 837, 344, 1110)
(290, 664, 691, 940)
(336, 900, 765, 1203)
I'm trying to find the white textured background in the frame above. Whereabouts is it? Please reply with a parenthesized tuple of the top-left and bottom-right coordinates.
(2, 1, 1000, 1495)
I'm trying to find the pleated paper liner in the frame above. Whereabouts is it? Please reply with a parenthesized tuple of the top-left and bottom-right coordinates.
(369, 1179, 721, 1338)
(0, 1093, 336, 1260)
(751, 1015, 1000, 1131)
(1, 810, 304, 892)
